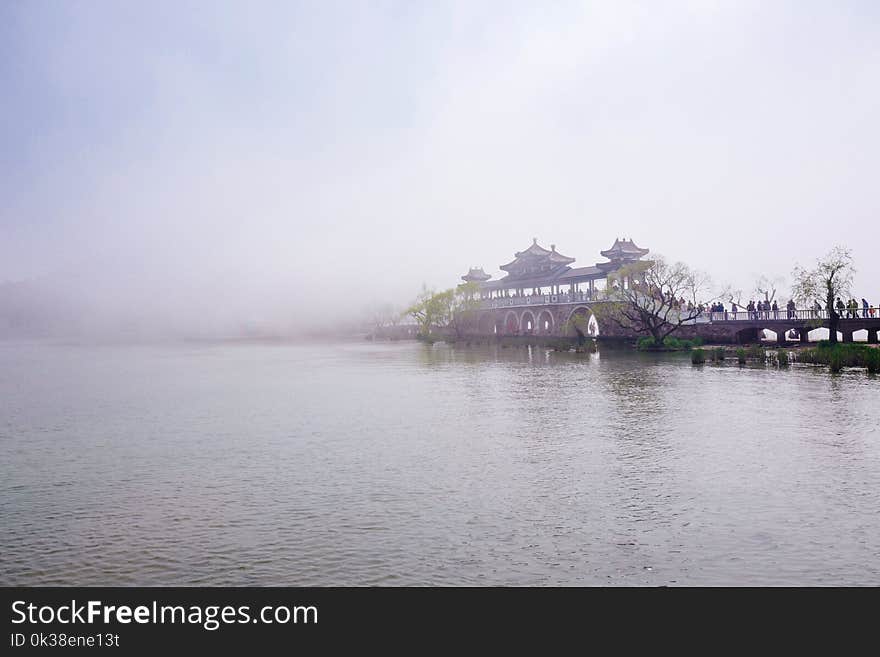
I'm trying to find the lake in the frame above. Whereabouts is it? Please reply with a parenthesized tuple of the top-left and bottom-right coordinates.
(1, 339, 878, 585)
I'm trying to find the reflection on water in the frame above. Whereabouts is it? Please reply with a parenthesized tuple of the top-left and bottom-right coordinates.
(1, 340, 878, 585)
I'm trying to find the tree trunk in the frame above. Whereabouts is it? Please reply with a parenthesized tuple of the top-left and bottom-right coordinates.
(827, 292, 838, 344)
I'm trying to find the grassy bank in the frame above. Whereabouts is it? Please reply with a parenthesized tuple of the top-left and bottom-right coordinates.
(796, 341, 880, 373)
(637, 336, 704, 351)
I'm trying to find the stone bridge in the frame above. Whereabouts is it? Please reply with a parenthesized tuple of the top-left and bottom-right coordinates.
(461, 299, 880, 344)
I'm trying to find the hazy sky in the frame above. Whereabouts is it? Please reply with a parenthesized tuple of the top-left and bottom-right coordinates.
(2, 1, 878, 333)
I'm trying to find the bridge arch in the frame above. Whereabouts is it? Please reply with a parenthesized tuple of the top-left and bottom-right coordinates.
(503, 311, 519, 335)
(520, 311, 536, 335)
(564, 306, 600, 338)
(735, 327, 760, 344)
(537, 310, 554, 335)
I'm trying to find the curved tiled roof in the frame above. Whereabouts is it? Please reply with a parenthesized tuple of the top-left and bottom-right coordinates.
(600, 238, 649, 259)
(461, 267, 492, 282)
(500, 239, 575, 271)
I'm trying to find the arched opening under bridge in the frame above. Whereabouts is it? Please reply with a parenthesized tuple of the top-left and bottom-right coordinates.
(504, 311, 519, 335)
(565, 306, 600, 340)
(537, 310, 554, 335)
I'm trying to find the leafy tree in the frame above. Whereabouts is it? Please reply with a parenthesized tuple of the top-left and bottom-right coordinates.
(405, 282, 480, 339)
(791, 246, 855, 344)
(445, 282, 481, 338)
(593, 256, 708, 345)
(405, 285, 443, 338)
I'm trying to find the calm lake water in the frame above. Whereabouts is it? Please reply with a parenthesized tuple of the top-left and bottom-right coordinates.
(1, 339, 878, 586)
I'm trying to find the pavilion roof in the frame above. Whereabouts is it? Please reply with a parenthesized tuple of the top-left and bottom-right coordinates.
(461, 267, 492, 282)
(599, 238, 649, 260)
(500, 239, 575, 271)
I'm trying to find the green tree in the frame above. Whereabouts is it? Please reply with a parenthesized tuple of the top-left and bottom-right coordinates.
(405, 285, 443, 339)
(405, 282, 481, 339)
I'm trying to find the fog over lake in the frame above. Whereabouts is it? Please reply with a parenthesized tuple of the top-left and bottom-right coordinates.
(2, 1, 879, 339)
(1, 2, 879, 589)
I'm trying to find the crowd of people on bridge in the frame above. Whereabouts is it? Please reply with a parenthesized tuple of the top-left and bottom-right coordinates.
(493, 286, 877, 321)
(836, 298, 875, 318)
(672, 296, 876, 321)
(741, 299, 790, 320)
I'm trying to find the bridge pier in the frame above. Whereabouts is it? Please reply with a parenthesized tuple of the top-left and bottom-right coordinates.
(842, 330, 854, 343)
(736, 327, 760, 344)
(869, 329, 879, 344)
(776, 330, 787, 345)
(799, 327, 811, 344)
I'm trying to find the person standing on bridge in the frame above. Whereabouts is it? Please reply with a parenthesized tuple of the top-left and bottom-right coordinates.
(863, 298, 870, 318)
(772, 300, 779, 319)
(836, 298, 845, 318)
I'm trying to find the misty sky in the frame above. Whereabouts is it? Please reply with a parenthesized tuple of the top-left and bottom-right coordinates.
(2, 1, 878, 333)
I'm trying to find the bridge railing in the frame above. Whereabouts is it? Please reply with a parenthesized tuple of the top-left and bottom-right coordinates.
(479, 292, 595, 309)
(694, 308, 879, 322)
(477, 296, 880, 321)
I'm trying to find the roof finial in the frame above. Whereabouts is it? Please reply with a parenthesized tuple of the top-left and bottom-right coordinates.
(551, 244, 556, 252)
(532, 237, 537, 244)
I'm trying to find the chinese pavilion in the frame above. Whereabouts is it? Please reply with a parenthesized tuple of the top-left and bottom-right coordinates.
(462, 237, 649, 299)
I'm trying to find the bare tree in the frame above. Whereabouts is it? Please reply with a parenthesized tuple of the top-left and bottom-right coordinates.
(719, 284, 746, 310)
(720, 274, 784, 309)
(791, 246, 855, 344)
(594, 256, 709, 346)
(754, 274, 784, 303)
(364, 301, 401, 332)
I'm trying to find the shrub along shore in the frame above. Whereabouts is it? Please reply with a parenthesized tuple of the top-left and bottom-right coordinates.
(796, 341, 880, 373)
(690, 341, 879, 373)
